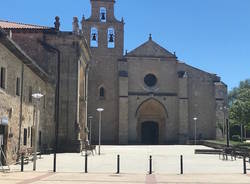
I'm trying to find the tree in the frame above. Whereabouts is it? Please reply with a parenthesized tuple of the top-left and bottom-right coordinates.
(229, 80, 250, 141)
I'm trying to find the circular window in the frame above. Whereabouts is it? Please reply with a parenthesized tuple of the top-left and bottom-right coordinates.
(144, 74, 157, 87)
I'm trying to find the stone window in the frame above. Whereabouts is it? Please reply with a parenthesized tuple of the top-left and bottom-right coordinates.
(107, 28, 115, 48)
(90, 27, 98, 47)
(16, 77, 21, 96)
(100, 7, 107, 22)
(0, 67, 6, 89)
(39, 131, 42, 147)
(28, 86, 32, 103)
(31, 127, 33, 147)
(144, 74, 157, 87)
(99, 87, 105, 99)
(23, 128, 27, 146)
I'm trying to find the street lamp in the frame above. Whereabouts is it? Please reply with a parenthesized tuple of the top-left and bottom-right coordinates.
(220, 106, 228, 138)
(193, 117, 198, 145)
(88, 116, 93, 145)
(32, 92, 44, 171)
(96, 108, 104, 155)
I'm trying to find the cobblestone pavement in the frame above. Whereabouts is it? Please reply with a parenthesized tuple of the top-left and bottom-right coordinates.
(1, 145, 250, 183)
(1, 172, 250, 184)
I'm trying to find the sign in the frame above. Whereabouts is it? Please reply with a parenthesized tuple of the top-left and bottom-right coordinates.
(0, 117, 8, 126)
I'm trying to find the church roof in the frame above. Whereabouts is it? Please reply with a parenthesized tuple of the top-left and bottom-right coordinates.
(0, 20, 52, 30)
(126, 35, 176, 58)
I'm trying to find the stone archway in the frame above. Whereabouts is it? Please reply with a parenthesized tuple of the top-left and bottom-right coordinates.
(136, 98, 167, 144)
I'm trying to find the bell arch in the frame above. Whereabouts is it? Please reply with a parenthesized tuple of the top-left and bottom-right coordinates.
(135, 98, 168, 144)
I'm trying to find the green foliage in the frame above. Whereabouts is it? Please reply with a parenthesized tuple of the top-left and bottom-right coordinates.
(231, 135, 241, 142)
(229, 79, 250, 127)
(229, 79, 250, 105)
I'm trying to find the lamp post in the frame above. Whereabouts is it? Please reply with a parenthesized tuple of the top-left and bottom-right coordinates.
(220, 106, 228, 139)
(88, 116, 93, 145)
(193, 117, 198, 145)
(32, 92, 44, 171)
(96, 108, 104, 155)
(226, 119, 230, 147)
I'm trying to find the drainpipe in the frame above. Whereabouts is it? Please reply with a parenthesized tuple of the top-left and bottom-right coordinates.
(85, 63, 90, 142)
(17, 63, 24, 161)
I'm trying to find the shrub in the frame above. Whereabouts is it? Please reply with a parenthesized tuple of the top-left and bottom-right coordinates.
(232, 135, 241, 142)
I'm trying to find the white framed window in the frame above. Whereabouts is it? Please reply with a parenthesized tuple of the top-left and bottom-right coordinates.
(100, 7, 107, 22)
(107, 28, 115, 48)
(90, 27, 98, 47)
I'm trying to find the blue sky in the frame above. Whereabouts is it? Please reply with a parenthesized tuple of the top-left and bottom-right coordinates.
(1, 0, 250, 90)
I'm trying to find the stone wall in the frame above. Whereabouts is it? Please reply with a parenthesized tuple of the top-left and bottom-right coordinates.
(0, 40, 54, 164)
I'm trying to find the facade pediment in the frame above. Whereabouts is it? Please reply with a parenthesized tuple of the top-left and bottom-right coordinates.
(126, 37, 176, 58)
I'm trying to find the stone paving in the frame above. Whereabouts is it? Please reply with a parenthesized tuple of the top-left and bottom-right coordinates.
(1, 145, 250, 183)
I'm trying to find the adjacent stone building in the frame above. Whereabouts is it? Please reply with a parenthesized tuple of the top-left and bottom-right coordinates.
(0, 17, 91, 155)
(0, 28, 54, 164)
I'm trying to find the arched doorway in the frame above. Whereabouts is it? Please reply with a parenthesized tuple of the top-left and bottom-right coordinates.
(141, 121, 159, 145)
(136, 98, 168, 144)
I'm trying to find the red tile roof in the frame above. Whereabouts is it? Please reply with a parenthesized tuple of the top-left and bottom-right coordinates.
(0, 20, 52, 30)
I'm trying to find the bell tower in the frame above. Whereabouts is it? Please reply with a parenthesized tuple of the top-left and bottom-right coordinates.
(82, 0, 124, 144)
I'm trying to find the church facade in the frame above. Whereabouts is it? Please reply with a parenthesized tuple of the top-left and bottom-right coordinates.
(0, 0, 228, 162)
(84, 0, 227, 145)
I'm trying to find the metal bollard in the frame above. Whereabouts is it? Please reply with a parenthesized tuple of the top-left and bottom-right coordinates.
(243, 156, 247, 174)
(149, 155, 152, 174)
(85, 152, 88, 173)
(180, 155, 183, 174)
(116, 155, 120, 174)
(21, 153, 24, 172)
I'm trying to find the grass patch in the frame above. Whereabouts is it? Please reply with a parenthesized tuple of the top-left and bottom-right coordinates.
(205, 140, 250, 149)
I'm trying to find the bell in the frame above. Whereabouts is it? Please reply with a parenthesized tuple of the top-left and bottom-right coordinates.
(92, 33, 96, 41)
(109, 34, 114, 42)
(101, 13, 106, 20)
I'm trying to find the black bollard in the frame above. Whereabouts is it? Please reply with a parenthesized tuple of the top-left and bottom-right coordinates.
(117, 155, 120, 174)
(21, 153, 24, 172)
(180, 155, 183, 174)
(85, 152, 88, 173)
(149, 155, 152, 174)
(243, 157, 247, 174)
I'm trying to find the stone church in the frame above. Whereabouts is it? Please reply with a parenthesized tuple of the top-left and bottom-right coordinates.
(84, 0, 227, 145)
(0, 0, 227, 161)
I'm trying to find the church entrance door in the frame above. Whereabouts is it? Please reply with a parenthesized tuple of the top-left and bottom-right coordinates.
(141, 121, 159, 145)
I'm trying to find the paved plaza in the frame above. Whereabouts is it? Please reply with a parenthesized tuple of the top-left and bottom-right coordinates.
(1, 145, 250, 183)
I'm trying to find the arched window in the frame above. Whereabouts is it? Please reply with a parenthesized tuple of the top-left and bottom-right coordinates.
(90, 27, 98, 47)
(107, 28, 115, 48)
(100, 7, 107, 22)
(99, 87, 105, 98)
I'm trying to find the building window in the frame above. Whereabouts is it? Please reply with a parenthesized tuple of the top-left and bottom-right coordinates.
(43, 96, 46, 109)
(99, 87, 105, 98)
(29, 86, 32, 103)
(107, 28, 115, 48)
(23, 128, 27, 146)
(16, 77, 21, 96)
(90, 27, 98, 47)
(31, 127, 33, 147)
(39, 131, 42, 147)
(100, 7, 107, 22)
(0, 67, 6, 89)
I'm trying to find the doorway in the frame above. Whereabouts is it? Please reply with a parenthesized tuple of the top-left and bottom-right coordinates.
(0, 125, 5, 165)
(141, 121, 159, 145)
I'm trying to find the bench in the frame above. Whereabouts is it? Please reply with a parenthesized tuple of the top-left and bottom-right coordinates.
(81, 144, 96, 155)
